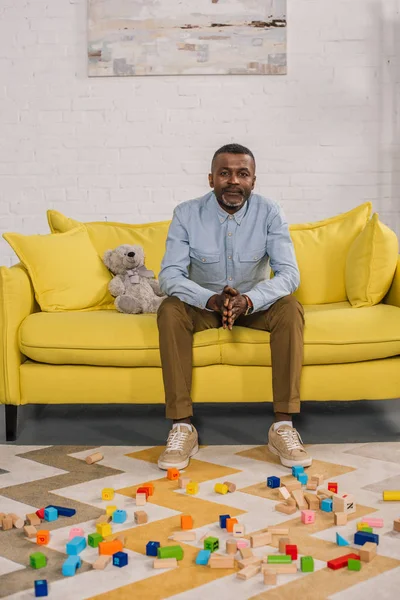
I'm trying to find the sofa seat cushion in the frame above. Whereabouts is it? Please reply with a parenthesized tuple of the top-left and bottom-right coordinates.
(20, 302, 400, 368)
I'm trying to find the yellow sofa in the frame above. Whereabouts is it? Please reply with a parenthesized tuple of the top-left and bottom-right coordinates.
(1, 205, 400, 441)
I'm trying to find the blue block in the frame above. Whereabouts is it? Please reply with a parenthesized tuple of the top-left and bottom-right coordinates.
(62, 555, 81, 577)
(146, 541, 160, 557)
(297, 473, 308, 485)
(267, 476, 280, 489)
(354, 531, 379, 546)
(34, 580, 48, 597)
(196, 549, 211, 565)
(44, 507, 58, 522)
(46, 505, 76, 517)
(219, 514, 231, 528)
(66, 536, 86, 555)
(321, 498, 333, 512)
(292, 466, 304, 477)
(336, 533, 350, 547)
(113, 551, 128, 567)
(112, 509, 127, 524)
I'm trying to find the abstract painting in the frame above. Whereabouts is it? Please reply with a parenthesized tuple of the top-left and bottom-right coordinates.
(88, 0, 287, 76)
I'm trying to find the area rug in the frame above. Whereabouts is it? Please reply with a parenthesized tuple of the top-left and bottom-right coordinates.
(1, 442, 400, 600)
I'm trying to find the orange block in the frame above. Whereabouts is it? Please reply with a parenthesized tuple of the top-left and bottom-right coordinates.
(226, 518, 238, 533)
(181, 515, 193, 530)
(141, 483, 154, 496)
(98, 540, 123, 556)
(167, 468, 180, 480)
(37, 530, 50, 545)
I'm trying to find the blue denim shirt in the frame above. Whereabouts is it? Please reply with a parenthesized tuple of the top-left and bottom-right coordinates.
(159, 191, 300, 313)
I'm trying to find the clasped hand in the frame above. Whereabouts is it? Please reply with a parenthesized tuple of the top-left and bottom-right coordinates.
(218, 285, 247, 330)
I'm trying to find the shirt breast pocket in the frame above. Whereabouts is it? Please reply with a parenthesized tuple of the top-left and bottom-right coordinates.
(238, 247, 268, 283)
(189, 248, 222, 282)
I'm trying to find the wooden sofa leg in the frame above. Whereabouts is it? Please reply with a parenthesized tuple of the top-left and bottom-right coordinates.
(5, 405, 18, 441)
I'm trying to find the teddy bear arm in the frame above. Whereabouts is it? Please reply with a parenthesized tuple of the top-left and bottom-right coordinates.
(148, 278, 164, 297)
(109, 275, 126, 297)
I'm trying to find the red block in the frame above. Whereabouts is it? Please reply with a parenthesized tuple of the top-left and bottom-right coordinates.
(141, 484, 154, 497)
(328, 482, 338, 494)
(285, 544, 298, 560)
(327, 553, 360, 570)
(136, 487, 149, 499)
(36, 508, 45, 519)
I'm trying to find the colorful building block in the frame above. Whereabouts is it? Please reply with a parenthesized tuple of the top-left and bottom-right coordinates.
(321, 498, 333, 512)
(357, 522, 369, 531)
(45, 505, 76, 518)
(69, 527, 84, 540)
(383, 490, 400, 501)
(196, 549, 211, 565)
(136, 487, 150, 499)
(44, 507, 58, 522)
(146, 541, 160, 556)
(363, 518, 384, 528)
(36, 508, 45, 520)
(226, 518, 238, 533)
(99, 540, 123, 556)
(186, 482, 199, 495)
(301, 556, 314, 572)
(301, 510, 315, 524)
(113, 551, 128, 567)
(66, 536, 86, 555)
(62, 555, 81, 577)
(292, 466, 304, 477)
(34, 579, 48, 597)
(106, 506, 117, 517)
(36, 531, 50, 545)
(157, 545, 184, 560)
(88, 533, 103, 548)
(101, 488, 114, 501)
(96, 523, 112, 537)
(327, 553, 360, 570)
(30, 552, 47, 569)
(112, 510, 127, 524)
(328, 482, 338, 494)
(336, 533, 350, 546)
(167, 468, 180, 480)
(360, 527, 373, 533)
(219, 514, 231, 528)
(348, 558, 361, 571)
(333, 493, 356, 514)
(204, 536, 219, 552)
(214, 483, 229, 494)
(267, 476, 280, 489)
(285, 545, 298, 560)
(181, 515, 193, 530)
(354, 531, 379, 546)
(267, 554, 292, 564)
(298, 473, 308, 485)
(141, 484, 154, 496)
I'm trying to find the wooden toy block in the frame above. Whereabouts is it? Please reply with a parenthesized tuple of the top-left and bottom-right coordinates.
(267, 476, 281, 489)
(85, 452, 103, 465)
(348, 558, 361, 571)
(268, 527, 289, 535)
(236, 539, 250, 550)
(167, 468, 180, 480)
(285, 544, 298, 560)
(360, 527, 374, 533)
(209, 555, 235, 568)
(359, 542, 377, 562)
(292, 466, 304, 477)
(292, 488, 308, 510)
(25, 525, 38, 538)
(394, 519, 400, 532)
(321, 498, 333, 512)
(96, 522, 112, 537)
(262, 563, 297, 574)
(46, 505, 75, 518)
(328, 482, 338, 494)
(233, 523, 245, 537)
(146, 541, 160, 556)
(111, 534, 127, 546)
(62, 554, 82, 577)
(0, 512, 5, 527)
(196, 550, 211, 565)
(66, 536, 86, 556)
(250, 531, 272, 548)
(2, 515, 12, 530)
(226, 539, 238, 554)
(113, 551, 128, 568)
(204, 537, 219, 552)
(88, 533, 103, 548)
(36, 509, 45, 520)
(311, 474, 324, 485)
(30, 552, 47, 569)
(279, 537, 291, 553)
(287, 497, 296, 506)
(214, 483, 229, 495)
(298, 473, 308, 485)
(239, 547, 253, 559)
(170, 531, 196, 542)
(134, 510, 148, 525)
(333, 493, 356, 514)
(101, 488, 114, 501)
(283, 478, 302, 492)
(10, 513, 24, 529)
(136, 493, 147, 506)
(136, 487, 150, 499)
(237, 556, 262, 569)
(141, 484, 154, 496)
(275, 502, 297, 515)
(36, 531, 50, 545)
(199, 530, 211, 544)
(98, 539, 123, 556)
(34, 579, 48, 597)
(96, 514, 111, 525)
(223, 481, 236, 493)
(354, 531, 379, 546)
(305, 494, 319, 510)
(113, 509, 127, 524)
(226, 518, 238, 533)
(178, 477, 191, 489)
(106, 506, 117, 517)
(267, 554, 292, 564)
(158, 545, 184, 560)
(93, 555, 111, 570)
(318, 487, 335, 498)
(26, 513, 41, 526)
(357, 521, 369, 531)
(383, 490, 400, 501)
(306, 481, 318, 491)
(186, 482, 199, 495)
(335, 512, 347, 526)
(336, 533, 350, 547)
(153, 558, 178, 568)
(327, 553, 360, 570)
(264, 572, 277, 585)
(278, 486, 291, 501)
(301, 556, 314, 572)
(219, 514, 231, 528)
(301, 510, 315, 524)
(364, 518, 383, 528)
(237, 564, 261, 580)
(181, 515, 193, 530)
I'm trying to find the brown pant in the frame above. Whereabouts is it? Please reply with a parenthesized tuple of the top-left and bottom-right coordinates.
(157, 294, 305, 420)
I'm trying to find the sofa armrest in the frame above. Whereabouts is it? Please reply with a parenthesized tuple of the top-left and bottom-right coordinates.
(384, 255, 400, 308)
(0, 263, 39, 405)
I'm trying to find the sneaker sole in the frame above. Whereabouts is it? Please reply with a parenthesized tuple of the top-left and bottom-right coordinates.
(157, 444, 199, 471)
(268, 443, 313, 468)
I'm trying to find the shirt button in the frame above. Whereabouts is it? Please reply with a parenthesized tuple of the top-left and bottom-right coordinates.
(201, 258, 206, 262)
(228, 277, 232, 281)
(228, 255, 232, 259)
(228, 232, 232, 236)
(229, 215, 233, 219)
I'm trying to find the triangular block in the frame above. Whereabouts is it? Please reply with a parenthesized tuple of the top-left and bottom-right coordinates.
(336, 533, 350, 546)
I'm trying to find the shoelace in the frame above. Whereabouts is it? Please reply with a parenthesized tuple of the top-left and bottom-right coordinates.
(277, 428, 304, 452)
(166, 428, 189, 452)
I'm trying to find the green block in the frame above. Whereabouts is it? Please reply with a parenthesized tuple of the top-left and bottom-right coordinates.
(267, 554, 292, 564)
(204, 537, 219, 552)
(157, 545, 184, 561)
(30, 552, 47, 569)
(360, 527, 373, 533)
(301, 556, 315, 572)
(88, 533, 103, 548)
(348, 559, 361, 571)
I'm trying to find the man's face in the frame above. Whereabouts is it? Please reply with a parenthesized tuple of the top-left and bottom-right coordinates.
(208, 153, 256, 213)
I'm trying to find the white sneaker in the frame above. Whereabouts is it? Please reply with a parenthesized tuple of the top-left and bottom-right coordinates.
(157, 424, 199, 470)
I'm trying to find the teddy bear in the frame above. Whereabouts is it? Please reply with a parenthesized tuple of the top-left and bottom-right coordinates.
(103, 244, 167, 314)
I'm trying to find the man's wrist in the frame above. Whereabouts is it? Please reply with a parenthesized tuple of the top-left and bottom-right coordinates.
(206, 294, 218, 310)
(242, 294, 254, 315)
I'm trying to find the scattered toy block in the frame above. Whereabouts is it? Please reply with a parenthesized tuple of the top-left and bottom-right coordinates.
(394, 519, 400, 533)
(196, 549, 211, 565)
(287, 497, 296, 506)
(250, 532, 272, 548)
(237, 564, 261, 580)
(62, 555, 81, 577)
(36, 531, 50, 545)
(301, 510, 315, 524)
(93, 555, 112, 570)
(141, 484, 154, 496)
(34, 579, 48, 597)
(301, 556, 314, 572)
(9, 513, 24, 528)
(278, 486, 291, 501)
(27, 513, 41, 526)
(333, 493, 356, 514)
(170, 531, 196, 542)
(306, 481, 318, 491)
(158, 545, 184, 560)
(363, 518, 383, 528)
(136, 493, 147, 506)
(85, 452, 103, 465)
(335, 512, 348, 526)
(283, 478, 302, 492)
(262, 563, 297, 574)
(30, 552, 47, 569)
(88, 533, 103, 548)
(106, 505, 117, 517)
(66, 536, 86, 555)
(46, 505, 76, 518)
(113, 551, 128, 568)
(226, 518, 238, 533)
(36, 509, 45, 520)
(181, 515, 193, 530)
(237, 556, 262, 569)
(311, 474, 324, 485)
(112, 510, 127, 524)
(2, 515, 13, 530)
(134, 511, 148, 525)
(154, 558, 178, 568)
(69, 527, 84, 540)
(267, 554, 292, 564)
(318, 488, 335, 498)
(239, 547, 253, 559)
(204, 537, 219, 552)
(101, 488, 114, 501)
(236, 539, 249, 550)
(268, 527, 290, 535)
(223, 481, 236, 493)
(305, 494, 319, 510)
(292, 466, 304, 477)
(96, 523, 112, 537)
(354, 531, 379, 546)
(136, 487, 150, 499)
(279, 537, 291, 553)
(214, 483, 229, 495)
(359, 542, 377, 562)
(383, 491, 400, 501)
(24, 525, 38, 539)
(298, 473, 308, 485)
(336, 533, 350, 547)
(99, 540, 123, 556)
(321, 498, 333, 512)
(96, 514, 111, 525)
(178, 477, 191, 489)
(357, 522, 369, 531)
(264, 571, 277, 585)
(267, 476, 280, 489)
(146, 541, 160, 556)
(327, 553, 360, 570)
(348, 558, 361, 571)
(285, 545, 298, 560)
(292, 488, 308, 510)
(167, 468, 180, 480)
(360, 526, 373, 533)
(43, 508, 58, 523)
(186, 482, 199, 495)
(276, 502, 297, 515)
(219, 514, 231, 528)
(209, 555, 235, 568)
(233, 523, 245, 537)
(328, 482, 338, 494)
(226, 539, 238, 554)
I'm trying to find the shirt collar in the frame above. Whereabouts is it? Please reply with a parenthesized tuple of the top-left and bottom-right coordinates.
(212, 192, 250, 225)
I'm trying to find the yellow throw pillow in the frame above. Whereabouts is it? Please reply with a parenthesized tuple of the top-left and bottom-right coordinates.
(3, 227, 112, 312)
(47, 210, 171, 277)
(346, 213, 399, 307)
(289, 202, 372, 305)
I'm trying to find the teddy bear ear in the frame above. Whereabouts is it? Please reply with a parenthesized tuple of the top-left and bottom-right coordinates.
(103, 249, 113, 269)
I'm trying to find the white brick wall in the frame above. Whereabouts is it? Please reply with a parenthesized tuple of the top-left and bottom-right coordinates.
(0, 0, 399, 266)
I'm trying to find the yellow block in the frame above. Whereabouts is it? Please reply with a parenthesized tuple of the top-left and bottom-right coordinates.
(186, 482, 199, 495)
(102, 488, 115, 501)
(215, 483, 229, 495)
(96, 523, 112, 537)
(383, 491, 400, 501)
(106, 505, 117, 516)
(357, 522, 369, 530)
